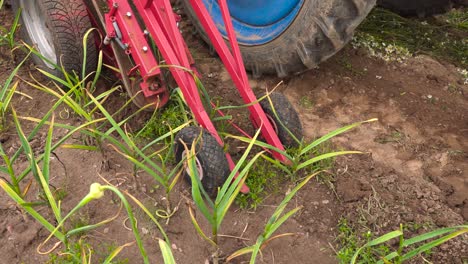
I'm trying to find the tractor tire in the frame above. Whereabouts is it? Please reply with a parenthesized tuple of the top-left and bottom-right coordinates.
(259, 92, 303, 148)
(182, 0, 376, 78)
(12, 0, 97, 81)
(377, 0, 453, 17)
(174, 127, 230, 197)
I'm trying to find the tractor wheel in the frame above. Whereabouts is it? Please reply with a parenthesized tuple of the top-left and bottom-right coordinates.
(174, 127, 230, 197)
(377, 0, 453, 17)
(182, 0, 376, 78)
(259, 92, 303, 148)
(12, 0, 97, 81)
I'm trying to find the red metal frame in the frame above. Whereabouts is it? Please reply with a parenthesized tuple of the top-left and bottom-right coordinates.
(99, 0, 291, 192)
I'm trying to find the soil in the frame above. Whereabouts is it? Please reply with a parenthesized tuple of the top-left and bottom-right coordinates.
(1, 3, 467, 264)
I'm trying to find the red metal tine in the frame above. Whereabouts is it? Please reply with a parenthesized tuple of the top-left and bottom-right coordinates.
(133, 5, 222, 146)
(110, 0, 252, 192)
(134, 0, 249, 192)
(105, 0, 161, 97)
(188, 0, 290, 164)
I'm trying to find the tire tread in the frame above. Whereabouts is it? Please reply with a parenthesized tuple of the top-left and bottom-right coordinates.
(174, 127, 229, 196)
(13, 0, 97, 80)
(182, 0, 376, 77)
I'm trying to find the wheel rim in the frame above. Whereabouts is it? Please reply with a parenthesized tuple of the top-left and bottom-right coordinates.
(181, 150, 204, 181)
(228, 0, 300, 26)
(19, 0, 57, 69)
(202, 0, 304, 45)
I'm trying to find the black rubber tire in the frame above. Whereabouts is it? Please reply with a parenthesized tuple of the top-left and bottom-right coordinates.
(377, 0, 452, 17)
(182, 0, 376, 78)
(174, 127, 230, 196)
(259, 92, 303, 148)
(12, 0, 97, 81)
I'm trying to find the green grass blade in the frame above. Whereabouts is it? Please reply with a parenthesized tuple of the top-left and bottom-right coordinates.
(35, 80, 92, 120)
(224, 134, 293, 161)
(19, 116, 128, 156)
(85, 85, 119, 109)
(260, 154, 292, 175)
(0, 178, 65, 241)
(226, 246, 255, 263)
(1, 51, 30, 100)
(167, 164, 183, 194)
(300, 119, 377, 155)
(102, 186, 149, 264)
(0, 166, 8, 174)
(125, 191, 170, 243)
(42, 114, 55, 183)
(351, 230, 403, 264)
(188, 205, 216, 247)
(401, 228, 468, 261)
(0, 143, 20, 193)
(402, 226, 467, 247)
(186, 144, 215, 225)
(36, 165, 62, 222)
(8, 7, 21, 47)
(216, 152, 263, 229)
(11, 108, 40, 182)
(91, 49, 103, 90)
(266, 172, 319, 228)
(85, 91, 168, 179)
(367, 230, 403, 247)
(23, 40, 59, 70)
(60, 144, 99, 151)
(2, 81, 19, 115)
(264, 207, 301, 239)
(103, 242, 134, 264)
(16, 117, 108, 182)
(159, 239, 177, 264)
(110, 145, 167, 186)
(140, 122, 191, 152)
(296, 151, 362, 171)
(216, 128, 262, 203)
(249, 239, 263, 264)
(66, 207, 122, 237)
(36, 67, 72, 89)
(265, 93, 301, 145)
(376, 252, 400, 264)
(9, 81, 84, 165)
(81, 28, 94, 80)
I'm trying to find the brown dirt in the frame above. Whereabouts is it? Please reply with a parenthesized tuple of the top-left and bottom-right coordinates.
(1, 4, 467, 264)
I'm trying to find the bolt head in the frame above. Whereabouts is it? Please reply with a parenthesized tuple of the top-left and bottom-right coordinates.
(142, 46, 148, 52)
(126, 12, 132, 17)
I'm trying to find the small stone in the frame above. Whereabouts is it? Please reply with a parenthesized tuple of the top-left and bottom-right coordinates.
(142, 227, 149, 235)
(172, 244, 178, 250)
(322, 200, 330, 205)
(103, 228, 109, 234)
